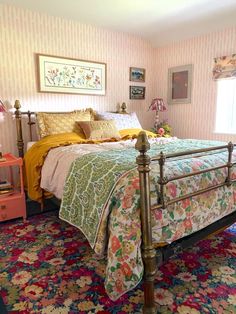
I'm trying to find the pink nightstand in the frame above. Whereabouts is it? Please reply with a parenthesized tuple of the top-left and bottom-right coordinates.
(0, 153, 26, 222)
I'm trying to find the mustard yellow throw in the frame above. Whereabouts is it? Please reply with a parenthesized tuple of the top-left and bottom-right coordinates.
(24, 129, 157, 202)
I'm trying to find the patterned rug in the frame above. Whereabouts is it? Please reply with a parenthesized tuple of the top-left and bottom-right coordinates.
(0, 212, 235, 314)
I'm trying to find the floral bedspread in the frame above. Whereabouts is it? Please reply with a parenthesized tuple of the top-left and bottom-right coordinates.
(59, 138, 236, 301)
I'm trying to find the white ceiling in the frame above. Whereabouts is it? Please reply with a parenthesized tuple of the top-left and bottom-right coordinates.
(1, 0, 236, 46)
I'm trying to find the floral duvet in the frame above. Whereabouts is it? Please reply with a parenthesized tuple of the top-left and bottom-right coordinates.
(59, 138, 236, 300)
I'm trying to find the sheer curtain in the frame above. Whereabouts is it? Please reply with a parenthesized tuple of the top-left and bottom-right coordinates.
(215, 79, 236, 134)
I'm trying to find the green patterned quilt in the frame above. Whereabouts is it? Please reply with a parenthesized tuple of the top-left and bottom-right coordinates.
(59, 138, 236, 300)
(60, 138, 229, 247)
(59, 148, 138, 247)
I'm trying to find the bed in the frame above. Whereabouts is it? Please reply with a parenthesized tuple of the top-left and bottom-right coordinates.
(14, 100, 236, 313)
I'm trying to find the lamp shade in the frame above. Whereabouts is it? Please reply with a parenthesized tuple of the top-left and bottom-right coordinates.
(0, 100, 7, 113)
(148, 98, 167, 114)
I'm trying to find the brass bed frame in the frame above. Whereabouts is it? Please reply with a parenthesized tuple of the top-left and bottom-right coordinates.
(14, 100, 236, 313)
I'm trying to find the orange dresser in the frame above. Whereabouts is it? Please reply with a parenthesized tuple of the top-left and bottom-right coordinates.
(0, 153, 26, 222)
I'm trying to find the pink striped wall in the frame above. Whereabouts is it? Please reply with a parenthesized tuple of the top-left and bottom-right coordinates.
(155, 26, 236, 142)
(0, 4, 155, 156)
(1, 3, 236, 159)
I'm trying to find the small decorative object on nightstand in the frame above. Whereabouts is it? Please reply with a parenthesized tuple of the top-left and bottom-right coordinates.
(0, 153, 26, 222)
(155, 120, 172, 137)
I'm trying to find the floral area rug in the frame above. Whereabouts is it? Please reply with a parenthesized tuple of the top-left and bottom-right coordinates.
(0, 212, 236, 314)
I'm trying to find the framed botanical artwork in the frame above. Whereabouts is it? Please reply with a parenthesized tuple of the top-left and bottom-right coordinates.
(129, 67, 145, 82)
(168, 64, 193, 104)
(129, 86, 145, 99)
(37, 54, 106, 95)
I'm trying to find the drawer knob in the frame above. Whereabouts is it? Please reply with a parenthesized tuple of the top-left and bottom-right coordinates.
(0, 205, 6, 210)
(1, 213, 7, 219)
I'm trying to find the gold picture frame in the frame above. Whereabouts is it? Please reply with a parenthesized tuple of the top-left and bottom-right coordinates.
(37, 54, 106, 95)
(129, 67, 145, 82)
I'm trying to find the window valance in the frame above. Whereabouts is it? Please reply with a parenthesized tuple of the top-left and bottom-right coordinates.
(213, 54, 236, 80)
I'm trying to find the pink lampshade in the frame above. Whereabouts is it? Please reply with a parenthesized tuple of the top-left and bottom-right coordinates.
(0, 100, 7, 113)
(148, 98, 167, 114)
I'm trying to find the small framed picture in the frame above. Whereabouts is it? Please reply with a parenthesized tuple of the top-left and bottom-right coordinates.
(129, 86, 145, 99)
(168, 64, 193, 104)
(129, 67, 145, 82)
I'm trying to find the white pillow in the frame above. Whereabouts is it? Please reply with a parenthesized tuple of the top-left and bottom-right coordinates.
(96, 112, 142, 130)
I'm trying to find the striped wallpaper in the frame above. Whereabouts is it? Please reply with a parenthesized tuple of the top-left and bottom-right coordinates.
(0, 3, 236, 160)
(0, 4, 155, 156)
(155, 26, 236, 143)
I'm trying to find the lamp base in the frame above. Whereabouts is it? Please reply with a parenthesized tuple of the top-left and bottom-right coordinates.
(153, 113, 159, 132)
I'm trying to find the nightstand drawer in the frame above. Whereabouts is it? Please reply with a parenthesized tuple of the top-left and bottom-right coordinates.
(0, 196, 26, 222)
(0, 153, 26, 222)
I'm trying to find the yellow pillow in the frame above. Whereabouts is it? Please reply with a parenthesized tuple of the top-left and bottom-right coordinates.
(36, 109, 94, 138)
(75, 108, 96, 121)
(78, 120, 121, 140)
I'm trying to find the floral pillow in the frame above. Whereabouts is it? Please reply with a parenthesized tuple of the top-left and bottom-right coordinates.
(95, 112, 142, 131)
(36, 108, 94, 138)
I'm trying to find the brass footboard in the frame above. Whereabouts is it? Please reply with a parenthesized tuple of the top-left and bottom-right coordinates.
(135, 131, 236, 314)
(135, 133, 157, 313)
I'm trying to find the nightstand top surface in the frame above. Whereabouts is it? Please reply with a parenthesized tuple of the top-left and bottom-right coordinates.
(0, 153, 22, 167)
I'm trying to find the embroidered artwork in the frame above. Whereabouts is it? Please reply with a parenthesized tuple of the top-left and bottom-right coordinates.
(37, 54, 106, 95)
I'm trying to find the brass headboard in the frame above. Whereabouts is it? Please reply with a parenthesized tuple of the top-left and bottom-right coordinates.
(14, 100, 36, 158)
(14, 100, 128, 158)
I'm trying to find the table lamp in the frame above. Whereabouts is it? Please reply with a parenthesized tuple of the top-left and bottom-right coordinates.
(0, 100, 7, 113)
(0, 144, 3, 160)
(148, 98, 167, 132)
(0, 101, 7, 160)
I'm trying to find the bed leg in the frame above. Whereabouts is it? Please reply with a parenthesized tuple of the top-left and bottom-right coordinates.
(40, 190, 44, 212)
(143, 249, 158, 313)
(135, 131, 157, 314)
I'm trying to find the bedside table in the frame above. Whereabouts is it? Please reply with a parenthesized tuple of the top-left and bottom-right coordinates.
(0, 153, 26, 222)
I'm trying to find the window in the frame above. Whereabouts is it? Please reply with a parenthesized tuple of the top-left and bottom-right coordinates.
(215, 79, 236, 134)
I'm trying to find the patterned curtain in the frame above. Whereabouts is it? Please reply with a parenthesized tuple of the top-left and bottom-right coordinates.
(213, 54, 236, 80)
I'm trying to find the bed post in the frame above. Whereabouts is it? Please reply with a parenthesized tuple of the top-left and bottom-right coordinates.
(14, 100, 24, 158)
(135, 131, 157, 314)
(226, 142, 234, 186)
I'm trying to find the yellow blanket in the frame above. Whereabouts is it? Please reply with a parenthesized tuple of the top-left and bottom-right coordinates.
(24, 129, 157, 202)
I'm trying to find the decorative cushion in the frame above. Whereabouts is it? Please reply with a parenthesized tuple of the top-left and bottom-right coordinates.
(36, 109, 94, 138)
(95, 112, 142, 130)
(78, 120, 121, 140)
(74, 108, 96, 121)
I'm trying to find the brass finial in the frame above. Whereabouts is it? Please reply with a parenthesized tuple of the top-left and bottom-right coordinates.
(14, 99, 21, 110)
(120, 102, 127, 114)
(135, 131, 150, 153)
(228, 141, 234, 153)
